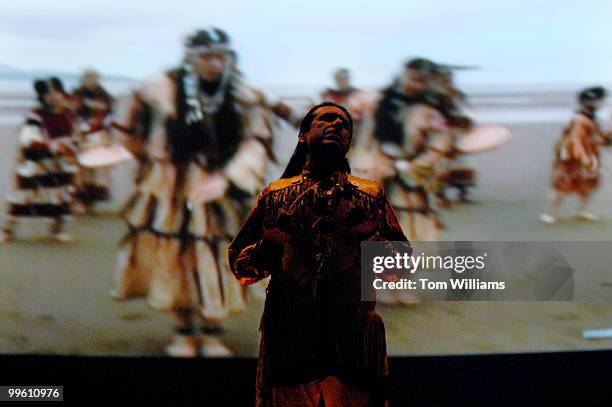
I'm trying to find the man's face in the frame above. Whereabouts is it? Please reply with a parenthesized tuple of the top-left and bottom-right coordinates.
(592, 99, 604, 110)
(301, 106, 351, 157)
(433, 73, 452, 92)
(402, 68, 428, 94)
(192, 52, 227, 81)
(45, 87, 66, 109)
(83, 73, 99, 89)
(334, 71, 350, 89)
(583, 98, 604, 111)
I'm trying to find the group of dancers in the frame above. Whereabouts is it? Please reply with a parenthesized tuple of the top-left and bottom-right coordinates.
(321, 59, 479, 244)
(1, 26, 610, 360)
(0, 70, 113, 243)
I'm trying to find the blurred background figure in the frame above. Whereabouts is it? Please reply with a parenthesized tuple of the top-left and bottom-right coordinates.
(355, 58, 443, 305)
(360, 58, 495, 235)
(72, 69, 115, 212)
(0, 77, 78, 243)
(355, 57, 507, 305)
(320, 68, 366, 128)
(426, 64, 476, 205)
(73, 69, 114, 133)
(541, 86, 612, 224)
(110, 27, 274, 357)
(321, 68, 376, 174)
(365, 58, 443, 242)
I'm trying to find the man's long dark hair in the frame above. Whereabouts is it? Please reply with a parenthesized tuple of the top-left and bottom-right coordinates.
(281, 102, 353, 178)
(33, 77, 66, 108)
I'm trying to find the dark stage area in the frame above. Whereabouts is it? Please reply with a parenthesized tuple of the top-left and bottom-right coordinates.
(1, 351, 610, 405)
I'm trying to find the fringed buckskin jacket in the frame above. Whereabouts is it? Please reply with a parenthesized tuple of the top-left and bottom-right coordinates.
(228, 171, 408, 406)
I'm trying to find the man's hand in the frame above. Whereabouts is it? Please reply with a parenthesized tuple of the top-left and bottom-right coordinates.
(50, 139, 77, 157)
(248, 224, 291, 272)
(190, 172, 229, 204)
(271, 102, 292, 120)
(84, 98, 109, 110)
(426, 109, 448, 132)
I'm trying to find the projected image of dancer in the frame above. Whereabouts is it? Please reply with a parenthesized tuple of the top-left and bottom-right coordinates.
(0, 77, 78, 243)
(72, 69, 115, 211)
(541, 86, 612, 224)
(110, 27, 274, 357)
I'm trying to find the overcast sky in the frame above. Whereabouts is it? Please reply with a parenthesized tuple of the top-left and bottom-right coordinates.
(1, 0, 612, 89)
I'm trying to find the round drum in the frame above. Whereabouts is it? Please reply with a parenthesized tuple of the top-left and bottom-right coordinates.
(78, 144, 134, 168)
(455, 124, 511, 154)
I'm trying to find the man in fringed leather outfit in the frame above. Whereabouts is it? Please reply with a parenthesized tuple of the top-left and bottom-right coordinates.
(229, 102, 408, 406)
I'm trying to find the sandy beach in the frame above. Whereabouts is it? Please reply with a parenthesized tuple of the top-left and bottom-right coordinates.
(1, 87, 612, 357)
